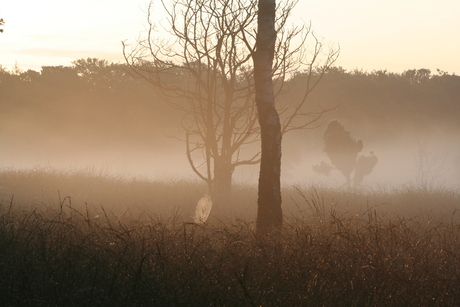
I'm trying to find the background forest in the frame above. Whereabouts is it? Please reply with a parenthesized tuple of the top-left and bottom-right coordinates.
(1, 58, 459, 188)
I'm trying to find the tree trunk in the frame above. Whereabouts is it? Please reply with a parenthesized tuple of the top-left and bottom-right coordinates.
(254, 0, 283, 234)
(212, 157, 233, 203)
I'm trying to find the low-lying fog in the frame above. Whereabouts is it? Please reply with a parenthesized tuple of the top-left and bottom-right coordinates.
(1, 66, 459, 190)
(1, 125, 458, 190)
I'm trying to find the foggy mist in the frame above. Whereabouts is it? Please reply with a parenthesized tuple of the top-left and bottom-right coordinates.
(1, 119, 459, 190)
(3, 2, 460, 304)
(1, 64, 459, 191)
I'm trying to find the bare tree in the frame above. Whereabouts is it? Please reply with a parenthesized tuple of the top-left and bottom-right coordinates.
(123, 0, 338, 202)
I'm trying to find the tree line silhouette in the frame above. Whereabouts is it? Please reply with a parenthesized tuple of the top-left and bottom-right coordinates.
(292, 67, 460, 142)
(1, 58, 459, 165)
(0, 59, 177, 150)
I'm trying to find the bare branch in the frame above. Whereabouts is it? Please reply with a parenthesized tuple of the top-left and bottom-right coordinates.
(124, 0, 339, 193)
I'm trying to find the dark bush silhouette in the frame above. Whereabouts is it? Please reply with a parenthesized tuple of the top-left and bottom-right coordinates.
(312, 161, 334, 177)
(354, 151, 378, 187)
(314, 120, 377, 188)
(324, 120, 362, 182)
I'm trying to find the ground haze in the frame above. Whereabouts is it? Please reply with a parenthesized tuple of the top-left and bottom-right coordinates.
(1, 62, 459, 304)
(1, 65, 459, 190)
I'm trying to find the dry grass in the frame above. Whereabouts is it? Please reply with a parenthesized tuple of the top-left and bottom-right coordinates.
(1, 168, 459, 306)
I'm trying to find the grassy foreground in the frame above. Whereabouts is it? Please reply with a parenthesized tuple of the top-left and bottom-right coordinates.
(1, 168, 460, 306)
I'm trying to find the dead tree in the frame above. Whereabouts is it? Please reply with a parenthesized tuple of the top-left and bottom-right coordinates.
(123, 0, 339, 202)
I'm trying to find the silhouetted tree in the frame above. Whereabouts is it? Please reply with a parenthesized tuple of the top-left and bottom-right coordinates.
(314, 120, 378, 188)
(124, 0, 338, 201)
(73, 58, 110, 85)
(254, 0, 282, 233)
(323, 120, 362, 185)
(72, 58, 134, 92)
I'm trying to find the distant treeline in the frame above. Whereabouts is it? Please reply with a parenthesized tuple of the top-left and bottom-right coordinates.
(0, 59, 175, 149)
(1, 58, 459, 148)
(283, 67, 460, 143)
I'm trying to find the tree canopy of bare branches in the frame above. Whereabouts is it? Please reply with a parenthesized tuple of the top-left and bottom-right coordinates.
(123, 0, 339, 200)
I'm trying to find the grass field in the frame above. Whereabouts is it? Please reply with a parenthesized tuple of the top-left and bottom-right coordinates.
(1, 168, 459, 306)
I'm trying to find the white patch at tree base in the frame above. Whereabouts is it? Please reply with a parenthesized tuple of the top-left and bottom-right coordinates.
(194, 195, 212, 224)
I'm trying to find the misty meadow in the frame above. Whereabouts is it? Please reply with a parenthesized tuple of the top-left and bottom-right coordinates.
(1, 60, 459, 188)
(1, 58, 460, 305)
(0, 168, 460, 305)
(1, 0, 460, 303)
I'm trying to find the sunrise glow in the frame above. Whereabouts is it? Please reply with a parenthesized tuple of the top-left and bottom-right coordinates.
(1, 0, 459, 73)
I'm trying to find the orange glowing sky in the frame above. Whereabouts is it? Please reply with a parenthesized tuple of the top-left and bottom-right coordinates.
(1, 0, 459, 74)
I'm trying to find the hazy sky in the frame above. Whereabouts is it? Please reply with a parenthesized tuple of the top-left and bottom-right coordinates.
(1, 0, 459, 74)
